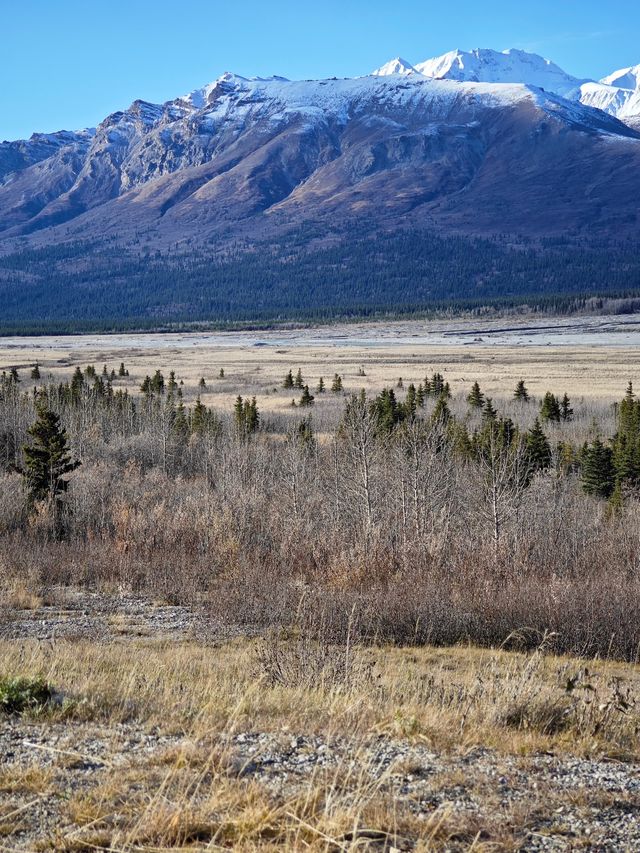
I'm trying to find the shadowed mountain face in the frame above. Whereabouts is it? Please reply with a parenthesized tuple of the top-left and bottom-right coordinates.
(2, 73, 640, 246)
(1, 70, 640, 330)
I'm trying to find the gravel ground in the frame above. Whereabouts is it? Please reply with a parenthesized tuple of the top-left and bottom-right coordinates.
(0, 720, 638, 850)
(0, 589, 195, 643)
(0, 588, 258, 644)
(221, 732, 640, 851)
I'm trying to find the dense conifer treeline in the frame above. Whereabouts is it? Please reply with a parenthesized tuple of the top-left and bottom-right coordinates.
(1, 227, 640, 332)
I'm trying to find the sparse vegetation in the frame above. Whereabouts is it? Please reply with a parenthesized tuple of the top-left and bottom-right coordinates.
(0, 633, 638, 848)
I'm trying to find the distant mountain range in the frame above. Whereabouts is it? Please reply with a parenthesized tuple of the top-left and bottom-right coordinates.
(1, 48, 640, 331)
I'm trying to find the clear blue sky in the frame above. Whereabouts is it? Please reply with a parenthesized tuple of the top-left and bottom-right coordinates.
(2, 0, 639, 140)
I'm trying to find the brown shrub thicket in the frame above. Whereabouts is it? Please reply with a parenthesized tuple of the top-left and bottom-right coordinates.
(1, 377, 639, 660)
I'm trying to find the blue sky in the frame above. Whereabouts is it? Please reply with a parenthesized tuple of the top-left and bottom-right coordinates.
(2, 0, 639, 140)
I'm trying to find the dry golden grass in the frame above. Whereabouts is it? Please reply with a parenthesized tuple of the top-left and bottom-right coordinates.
(2, 322, 640, 415)
(0, 765, 55, 796)
(0, 636, 638, 849)
(0, 578, 42, 611)
(1, 638, 638, 757)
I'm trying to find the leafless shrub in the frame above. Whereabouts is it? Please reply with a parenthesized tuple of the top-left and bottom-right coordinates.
(255, 601, 376, 691)
(3, 376, 640, 660)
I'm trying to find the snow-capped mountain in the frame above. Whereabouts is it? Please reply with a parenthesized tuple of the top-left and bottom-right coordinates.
(575, 64, 640, 127)
(601, 64, 640, 91)
(2, 52, 640, 329)
(578, 81, 640, 125)
(373, 48, 640, 126)
(413, 48, 586, 96)
(0, 52, 639, 259)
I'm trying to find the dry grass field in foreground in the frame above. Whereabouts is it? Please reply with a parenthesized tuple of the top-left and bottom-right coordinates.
(0, 613, 639, 851)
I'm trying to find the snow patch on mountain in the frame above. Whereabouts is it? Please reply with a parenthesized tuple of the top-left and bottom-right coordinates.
(371, 47, 640, 124)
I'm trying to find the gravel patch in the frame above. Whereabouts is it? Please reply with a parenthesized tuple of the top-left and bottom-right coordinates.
(0, 588, 259, 644)
(0, 720, 638, 850)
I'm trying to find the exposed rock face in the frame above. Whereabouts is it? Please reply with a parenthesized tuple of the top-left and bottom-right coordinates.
(1, 72, 639, 253)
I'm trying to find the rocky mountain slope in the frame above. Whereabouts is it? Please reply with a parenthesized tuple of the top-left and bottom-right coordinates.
(1, 65, 639, 245)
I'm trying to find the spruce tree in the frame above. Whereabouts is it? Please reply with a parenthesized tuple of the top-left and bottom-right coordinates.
(31, 363, 41, 381)
(525, 418, 552, 473)
(300, 385, 315, 407)
(403, 384, 417, 420)
(118, 362, 126, 377)
(234, 396, 259, 435)
(150, 370, 165, 395)
(514, 380, 530, 402)
(613, 382, 640, 486)
(540, 392, 561, 423)
(247, 397, 259, 432)
(191, 397, 207, 435)
(283, 370, 294, 389)
(295, 417, 314, 445)
(373, 388, 400, 433)
(316, 377, 325, 394)
(431, 395, 451, 426)
(482, 397, 497, 422)
(218, 368, 225, 379)
(172, 400, 189, 441)
(294, 369, 304, 389)
(496, 417, 517, 451)
(233, 396, 245, 432)
(22, 404, 80, 509)
(467, 381, 484, 408)
(71, 367, 84, 402)
(560, 393, 573, 422)
(581, 439, 615, 498)
(430, 373, 445, 396)
(331, 374, 343, 393)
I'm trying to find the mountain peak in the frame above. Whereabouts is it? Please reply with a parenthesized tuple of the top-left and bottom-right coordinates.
(413, 47, 585, 95)
(177, 72, 249, 108)
(371, 57, 418, 77)
(601, 64, 640, 91)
